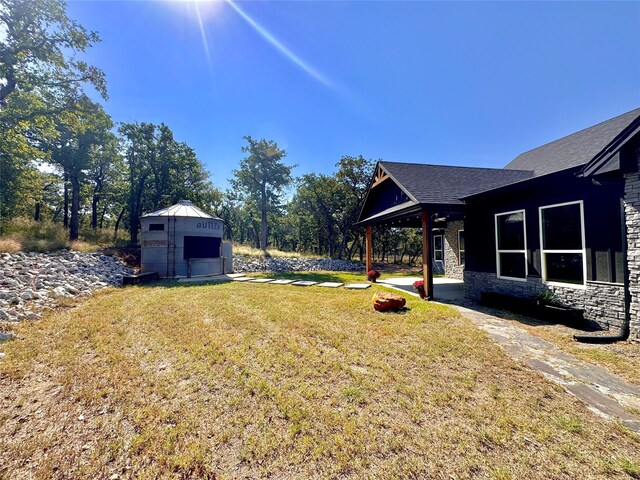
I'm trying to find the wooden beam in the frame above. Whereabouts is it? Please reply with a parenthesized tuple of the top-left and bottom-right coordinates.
(421, 210, 434, 300)
(365, 225, 373, 273)
(371, 166, 390, 188)
(371, 173, 389, 188)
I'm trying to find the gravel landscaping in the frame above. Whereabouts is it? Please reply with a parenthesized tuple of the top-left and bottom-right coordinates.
(233, 255, 363, 273)
(0, 251, 132, 323)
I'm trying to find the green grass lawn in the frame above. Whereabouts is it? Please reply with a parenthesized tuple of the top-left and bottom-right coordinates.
(1, 273, 639, 479)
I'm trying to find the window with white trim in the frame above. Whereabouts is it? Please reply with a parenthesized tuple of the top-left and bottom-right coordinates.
(458, 230, 465, 266)
(495, 210, 527, 280)
(539, 201, 585, 286)
(433, 235, 443, 262)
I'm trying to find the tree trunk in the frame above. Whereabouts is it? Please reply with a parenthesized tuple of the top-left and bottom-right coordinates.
(91, 180, 102, 229)
(63, 173, 69, 229)
(34, 202, 41, 221)
(129, 177, 146, 245)
(114, 207, 126, 240)
(130, 204, 140, 245)
(99, 204, 108, 229)
(260, 203, 268, 250)
(51, 206, 62, 223)
(91, 194, 99, 229)
(69, 175, 80, 241)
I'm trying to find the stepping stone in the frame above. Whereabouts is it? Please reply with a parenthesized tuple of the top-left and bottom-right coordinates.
(291, 281, 318, 287)
(178, 274, 233, 284)
(344, 283, 371, 290)
(227, 273, 247, 278)
(317, 282, 344, 288)
(251, 278, 275, 283)
(270, 279, 295, 285)
(233, 277, 255, 282)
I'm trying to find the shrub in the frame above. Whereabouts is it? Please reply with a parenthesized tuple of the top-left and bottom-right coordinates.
(1, 217, 68, 252)
(0, 238, 22, 253)
(366, 270, 380, 282)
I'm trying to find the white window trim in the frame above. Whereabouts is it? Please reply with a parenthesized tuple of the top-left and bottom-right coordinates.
(433, 234, 444, 262)
(539, 200, 587, 289)
(495, 209, 528, 282)
(458, 229, 465, 266)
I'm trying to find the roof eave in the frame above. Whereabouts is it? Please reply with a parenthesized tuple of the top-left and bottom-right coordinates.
(462, 167, 582, 201)
(579, 121, 640, 178)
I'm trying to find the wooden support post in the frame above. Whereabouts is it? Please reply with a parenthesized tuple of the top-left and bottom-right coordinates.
(421, 210, 434, 300)
(365, 225, 373, 273)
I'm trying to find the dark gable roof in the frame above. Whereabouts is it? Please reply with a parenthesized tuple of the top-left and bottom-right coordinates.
(380, 161, 533, 205)
(504, 108, 640, 176)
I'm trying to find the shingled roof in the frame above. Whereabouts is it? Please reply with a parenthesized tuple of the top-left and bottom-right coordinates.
(504, 108, 640, 176)
(379, 161, 533, 205)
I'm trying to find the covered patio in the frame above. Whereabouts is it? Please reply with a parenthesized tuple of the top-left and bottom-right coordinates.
(378, 276, 464, 303)
(356, 161, 533, 300)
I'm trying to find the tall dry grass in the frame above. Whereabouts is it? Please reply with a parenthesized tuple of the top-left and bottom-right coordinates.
(0, 217, 128, 253)
(233, 243, 327, 259)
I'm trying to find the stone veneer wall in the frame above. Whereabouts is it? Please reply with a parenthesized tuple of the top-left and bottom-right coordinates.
(443, 220, 464, 281)
(464, 271, 627, 331)
(624, 150, 640, 341)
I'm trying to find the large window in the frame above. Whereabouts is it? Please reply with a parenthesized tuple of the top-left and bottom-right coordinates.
(539, 201, 585, 286)
(184, 236, 221, 259)
(433, 235, 444, 262)
(495, 210, 527, 280)
(458, 230, 465, 266)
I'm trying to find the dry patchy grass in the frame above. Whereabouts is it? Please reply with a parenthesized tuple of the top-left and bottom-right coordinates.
(1, 276, 639, 479)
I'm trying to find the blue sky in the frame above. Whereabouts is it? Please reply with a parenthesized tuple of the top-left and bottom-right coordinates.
(68, 1, 640, 190)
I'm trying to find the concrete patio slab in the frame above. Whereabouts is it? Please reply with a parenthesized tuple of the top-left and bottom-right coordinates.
(250, 278, 275, 283)
(317, 282, 344, 288)
(379, 277, 464, 302)
(226, 273, 247, 278)
(233, 277, 255, 282)
(270, 279, 295, 285)
(344, 283, 371, 290)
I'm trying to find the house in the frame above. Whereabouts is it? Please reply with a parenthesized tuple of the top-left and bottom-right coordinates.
(356, 108, 640, 341)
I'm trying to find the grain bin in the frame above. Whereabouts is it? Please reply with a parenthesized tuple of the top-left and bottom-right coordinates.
(140, 200, 231, 278)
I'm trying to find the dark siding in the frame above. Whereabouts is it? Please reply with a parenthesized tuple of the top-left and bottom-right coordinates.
(360, 180, 411, 220)
(465, 169, 624, 283)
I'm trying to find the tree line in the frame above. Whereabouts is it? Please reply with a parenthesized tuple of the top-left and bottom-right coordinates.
(0, 0, 423, 263)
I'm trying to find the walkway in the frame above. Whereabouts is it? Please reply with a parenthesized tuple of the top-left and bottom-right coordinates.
(381, 276, 640, 433)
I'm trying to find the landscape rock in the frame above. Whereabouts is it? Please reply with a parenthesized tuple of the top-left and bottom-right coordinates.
(0, 250, 132, 323)
(372, 292, 407, 312)
(233, 255, 363, 273)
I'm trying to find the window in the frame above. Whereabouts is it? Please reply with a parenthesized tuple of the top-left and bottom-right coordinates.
(539, 201, 585, 286)
(495, 210, 527, 280)
(433, 235, 443, 262)
(184, 236, 221, 259)
(458, 230, 465, 266)
(149, 223, 164, 231)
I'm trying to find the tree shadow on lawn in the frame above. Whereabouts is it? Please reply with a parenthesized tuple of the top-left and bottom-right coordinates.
(447, 297, 602, 334)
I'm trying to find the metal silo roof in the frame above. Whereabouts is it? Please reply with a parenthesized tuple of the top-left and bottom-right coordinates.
(141, 200, 221, 219)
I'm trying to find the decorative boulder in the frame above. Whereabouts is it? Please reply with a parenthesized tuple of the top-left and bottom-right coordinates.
(372, 292, 406, 312)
